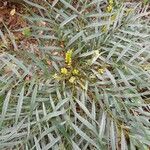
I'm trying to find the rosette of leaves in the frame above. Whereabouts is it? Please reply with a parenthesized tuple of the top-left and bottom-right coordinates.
(0, 0, 150, 150)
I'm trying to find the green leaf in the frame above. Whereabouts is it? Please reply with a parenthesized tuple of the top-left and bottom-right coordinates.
(71, 122, 98, 148)
(0, 89, 11, 126)
(30, 84, 38, 111)
(23, 0, 46, 10)
(60, 15, 78, 27)
(15, 86, 24, 124)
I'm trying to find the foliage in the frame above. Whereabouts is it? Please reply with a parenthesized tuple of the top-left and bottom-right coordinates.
(0, 0, 150, 149)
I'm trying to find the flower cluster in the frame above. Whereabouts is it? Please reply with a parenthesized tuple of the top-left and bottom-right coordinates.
(72, 69, 79, 75)
(53, 49, 80, 84)
(61, 68, 68, 75)
(107, 0, 113, 12)
(59, 67, 80, 83)
(65, 49, 73, 66)
(102, 0, 115, 33)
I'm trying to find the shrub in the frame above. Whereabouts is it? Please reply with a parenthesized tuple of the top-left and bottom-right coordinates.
(0, 0, 150, 149)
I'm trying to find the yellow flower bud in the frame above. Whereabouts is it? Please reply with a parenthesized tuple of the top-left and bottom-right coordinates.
(107, 5, 113, 12)
(72, 69, 79, 75)
(69, 76, 76, 83)
(111, 14, 116, 22)
(61, 68, 68, 75)
(109, 0, 113, 4)
(65, 49, 73, 66)
(53, 73, 61, 80)
(98, 68, 105, 74)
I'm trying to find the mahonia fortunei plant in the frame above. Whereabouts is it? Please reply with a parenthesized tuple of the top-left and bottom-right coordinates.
(0, 0, 150, 150)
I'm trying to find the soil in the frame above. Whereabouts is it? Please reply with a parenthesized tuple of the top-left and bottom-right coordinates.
(0, 0, 149, 56)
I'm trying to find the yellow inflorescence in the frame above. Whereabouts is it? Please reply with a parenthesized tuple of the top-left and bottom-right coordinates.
(53, 49, 81, 84)
(109, 0, 113, 4)
(72, 69, 79, 75)
(69, 76, 76, 83)
(53, 73, 61, 80)
(107, 5, 113, 12)
(107, 0, 113, 13)
(61, 68, 68, 75)
(98, 68, 105, 74)
(65, 49, 73, 66)
(111, 14, 116, 21)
